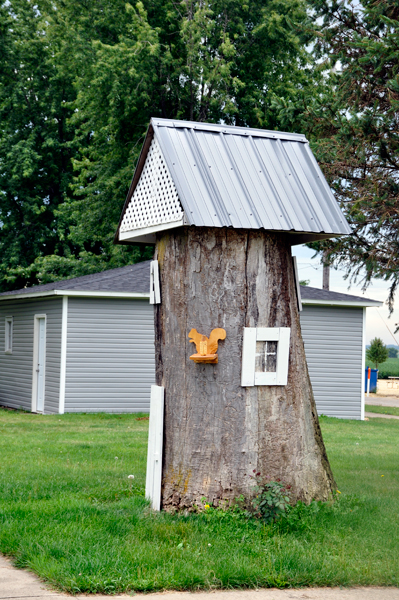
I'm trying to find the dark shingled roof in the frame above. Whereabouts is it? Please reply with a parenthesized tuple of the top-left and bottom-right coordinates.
(0, 261, 381, 306)
(0, 261, 151, 297)
(299, 285, 381, 306)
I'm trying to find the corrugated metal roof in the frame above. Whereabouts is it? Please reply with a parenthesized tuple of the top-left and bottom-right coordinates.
(116, 118, 351, 244)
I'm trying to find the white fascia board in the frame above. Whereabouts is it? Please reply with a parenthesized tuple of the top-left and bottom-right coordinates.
(119, 218, 185, 243)
(301, 299, 383, 308)
(0, 290, 150, 302)
(0, 290, 58, 302)
(54, 290, 150, 299)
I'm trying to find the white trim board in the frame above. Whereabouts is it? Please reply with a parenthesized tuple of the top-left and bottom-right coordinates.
(292, 256, 302, 312)
(301, 299, 382, 308)
(59, 296, 68, 415)
(119, 218, 186, 244)
(150, 260, 161, 304)
(57, 291, 150, 299)
(145, 385, 164, 511)
(361, 307, 366, 421)
(0, 290, 150, 302)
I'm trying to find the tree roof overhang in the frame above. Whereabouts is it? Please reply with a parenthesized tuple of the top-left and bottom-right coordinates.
(115, 118, 352, 246)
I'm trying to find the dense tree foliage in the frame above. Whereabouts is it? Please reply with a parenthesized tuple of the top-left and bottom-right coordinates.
(0, 0, 76, 290)
(0, 0, 314, 290)
(274, 0, 399, 309)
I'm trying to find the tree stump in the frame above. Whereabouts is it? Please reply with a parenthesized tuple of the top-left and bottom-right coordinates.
(154, 227, 335, 509)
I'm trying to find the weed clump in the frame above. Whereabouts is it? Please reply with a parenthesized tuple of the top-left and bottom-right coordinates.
(248, 471, 291, 524)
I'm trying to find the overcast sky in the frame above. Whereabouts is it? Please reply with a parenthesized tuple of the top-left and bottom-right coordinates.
(292, 245, 399, 346)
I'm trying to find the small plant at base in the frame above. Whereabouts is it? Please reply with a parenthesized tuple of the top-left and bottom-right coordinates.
(249, 471, 291, 524)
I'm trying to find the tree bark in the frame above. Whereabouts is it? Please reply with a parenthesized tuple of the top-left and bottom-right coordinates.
(154, 227, 335, 509)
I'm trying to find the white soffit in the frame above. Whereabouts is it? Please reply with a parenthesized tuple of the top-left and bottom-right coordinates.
(119, 137, 185, 241)
(301, 298, 382, 308)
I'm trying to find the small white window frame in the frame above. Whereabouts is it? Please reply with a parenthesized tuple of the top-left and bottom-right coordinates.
(5, 317, 13, 354)
(241, 327, 291, 387)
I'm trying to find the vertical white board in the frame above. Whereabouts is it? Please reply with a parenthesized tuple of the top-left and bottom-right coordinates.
(241, 328, 257, 386)
(292, 256, 302, 312)
(150, 260, 161, 304)
(275, 327, 291, 385)
(145, 385, 164, 510)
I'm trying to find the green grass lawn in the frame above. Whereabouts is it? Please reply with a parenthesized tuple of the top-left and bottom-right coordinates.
(0, 408, 398, 592)
(366, 404, 399, 417)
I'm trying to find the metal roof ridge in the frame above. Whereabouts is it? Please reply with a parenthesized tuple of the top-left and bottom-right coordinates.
(151, 118, 308, 143)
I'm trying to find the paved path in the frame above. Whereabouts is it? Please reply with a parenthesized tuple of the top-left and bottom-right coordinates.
(366, 396, 399, 408)
(1, 555, 398, 600)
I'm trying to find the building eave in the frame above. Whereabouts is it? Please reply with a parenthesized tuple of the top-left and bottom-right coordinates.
(301, 299, 382, 308)
(0, 290, 150, 302)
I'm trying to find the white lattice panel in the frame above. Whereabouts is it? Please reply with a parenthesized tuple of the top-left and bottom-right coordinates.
(120, 137, 184, 233)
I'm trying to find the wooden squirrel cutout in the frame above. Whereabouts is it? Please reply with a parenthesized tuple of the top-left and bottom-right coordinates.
(188, 328, 226, 364)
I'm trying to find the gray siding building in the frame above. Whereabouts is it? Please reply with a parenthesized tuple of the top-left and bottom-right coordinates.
(299, 286, 381, 420)
(0, 297, 62, 414)
(0, 262, 155, 414)
(0, 262, 380, 418)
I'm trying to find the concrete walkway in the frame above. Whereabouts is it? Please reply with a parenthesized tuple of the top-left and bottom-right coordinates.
(366, 396, 399, 408)
(1, 555, 398, 600)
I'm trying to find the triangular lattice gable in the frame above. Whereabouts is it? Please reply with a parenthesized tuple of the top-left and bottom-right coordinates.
(120, 137, 185, 238)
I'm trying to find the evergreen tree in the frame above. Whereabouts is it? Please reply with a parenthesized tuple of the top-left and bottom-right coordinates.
(273, 0, 399, 310)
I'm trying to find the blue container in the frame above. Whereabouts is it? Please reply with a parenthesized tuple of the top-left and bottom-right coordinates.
(365, 368, 378, 393)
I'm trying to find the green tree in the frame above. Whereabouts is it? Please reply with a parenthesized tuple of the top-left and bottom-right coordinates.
(388, 347, 398, 359)
(0, 0, 151, 291)
(0, 0, 317, 290)
(62, 0, 316, 276)
(366, 338, 389, 370)
(0, 0, 77, 290)
(273, 0, 399, 311)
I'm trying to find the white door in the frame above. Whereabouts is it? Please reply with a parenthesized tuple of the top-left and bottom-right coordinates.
(34, 317, 46, 412)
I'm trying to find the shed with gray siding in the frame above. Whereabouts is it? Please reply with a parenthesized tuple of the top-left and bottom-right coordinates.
(0, 261, 380, 418)
(299, 287, 381, 420)
(0, 262, 154, 414)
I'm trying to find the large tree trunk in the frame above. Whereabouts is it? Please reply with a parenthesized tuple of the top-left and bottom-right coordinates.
(154, 227, 335, 509)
